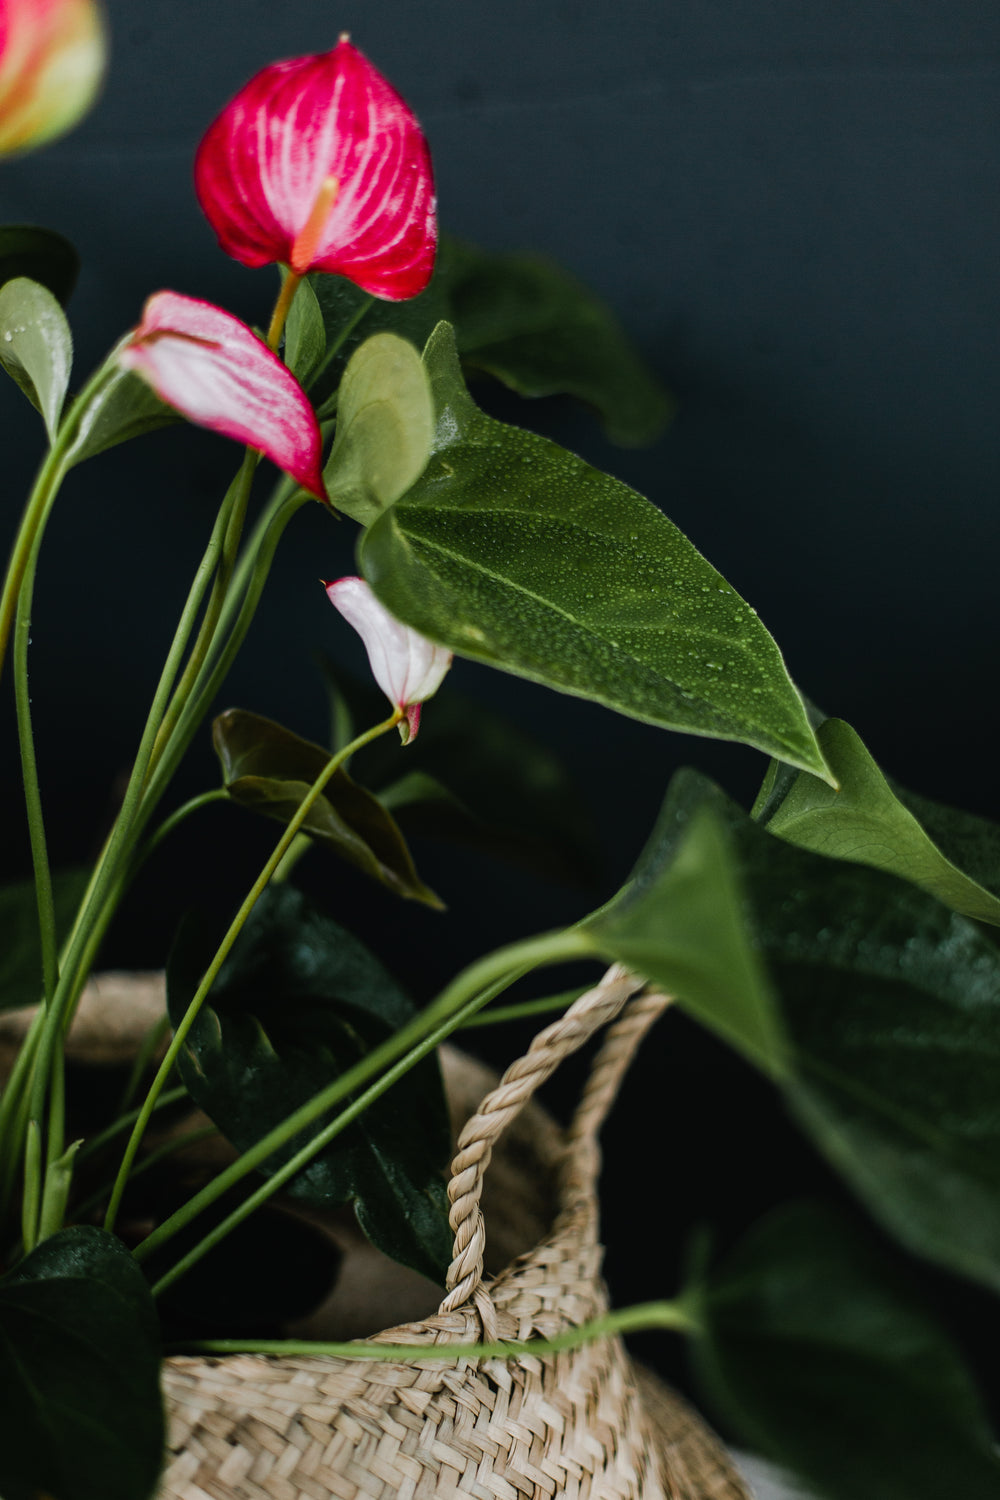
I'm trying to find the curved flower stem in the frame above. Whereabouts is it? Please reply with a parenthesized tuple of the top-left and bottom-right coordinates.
(137, 788, 230, 869)
(104, 707, 405, 1235)
(135, 932, 591, 1285)
(169, 1299, 701, 1362)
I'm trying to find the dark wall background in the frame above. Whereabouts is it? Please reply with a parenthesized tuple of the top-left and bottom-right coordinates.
(1, 0, 999, 1410)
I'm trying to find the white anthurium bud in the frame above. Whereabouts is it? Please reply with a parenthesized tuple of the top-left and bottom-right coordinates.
(324, 576, 452, 743)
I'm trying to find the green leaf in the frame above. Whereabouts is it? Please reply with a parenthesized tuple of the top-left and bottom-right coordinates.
(323, 331, 435, 526)
(360, 323, 830, 780)
(283, 272, 327, 386)
(891, 782, 1000, 901)
(579, 796, 787, 1078)
(0, 868, 89, 1012)
(166, 885, 453, 1283)
(692, 1203, 1000, 1500)
(67, 357, 178, 465)
(319, 658, 601, 887)
(0, 225, 79, 305)
(307, 236, 669, 445)
(0, 276, 72, 441)
(678, 769, 1000, 1295)
(212, 708, 444, 908)
(444, 238, 673, 445)
(752, 718, 1000, 926)
(0, 1226, 164, 1500)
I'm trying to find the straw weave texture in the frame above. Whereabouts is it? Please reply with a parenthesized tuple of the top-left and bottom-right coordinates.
(158, 970, 751, 1500)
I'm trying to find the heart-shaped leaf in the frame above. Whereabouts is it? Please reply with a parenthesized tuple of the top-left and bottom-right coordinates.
(359, 323, 830, 780)
(752, 718, 1000, 925)
(692, 1202, 1000, 1500)
(166, 885, 453, 1282)
(0, 225, 78, 305)
(0, 1227, 163, 1500)
(0, 276, 72, 440)
(213, 708, 443, 908)
(673, 769, 1000, 1294)
(323, 331, 435, 526)
(0, 868, 89, 1012)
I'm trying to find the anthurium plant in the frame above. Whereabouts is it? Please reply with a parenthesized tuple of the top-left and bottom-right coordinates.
(2, 6, 1000, 1500)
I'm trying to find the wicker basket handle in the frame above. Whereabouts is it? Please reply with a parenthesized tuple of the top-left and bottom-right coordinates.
(438, 964, 669, 1332)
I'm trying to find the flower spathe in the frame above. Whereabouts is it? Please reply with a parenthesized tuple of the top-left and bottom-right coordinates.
(0, 0, 105, 155)
(194, 37, 436, 300)
(325, 576, 452, 743)
(119, 291, 327, 501)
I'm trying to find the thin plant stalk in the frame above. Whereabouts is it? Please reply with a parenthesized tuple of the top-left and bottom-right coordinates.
(104, 707, 406, 1234)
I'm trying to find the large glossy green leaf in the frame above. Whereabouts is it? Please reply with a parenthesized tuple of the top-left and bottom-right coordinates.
(320, 659, 601, 887)
(323, 331, 435, 526)
(444, 238, 673, 445)
(0, 1227, 164, 1500)
(166, 885, 453, 1282)
(0, 225, 78, 305)
(212, 708, 443, 908)
(692, 1203, 1000, 1500)
(0, 276, 72, 440)
(360, 324, 829, 779)
(752, 718, 1000, 925)
(0, 868, 89, 1011)
(579, 797, 787, 1078)
(676, 769, 1000, 1294)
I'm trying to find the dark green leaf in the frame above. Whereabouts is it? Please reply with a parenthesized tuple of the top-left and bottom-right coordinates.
(360, 323, 830, 780)
(579, 798, 787, 1078)
(212, 708, 444, 908)
(444, 237, 673, 445)
(891, 783, 1000, 902)
(307, 236, 669, 445)
(674, 769, 1000, 1294)
(752, 718, 1000, 925)
(68, 360, 178, 464)
(319, 658, 601, 888)
(0, 276, 72, 440)
(0, 868, 89, 1012)
(166, 885, 453, 1283)
(692, 1203, 1000, 1500)
(0, 1226, 164, 1500)
(323, 331, 434, 526)
(0, 225, 78, 305)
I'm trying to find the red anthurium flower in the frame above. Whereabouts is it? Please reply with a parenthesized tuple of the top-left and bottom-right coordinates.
(0, 0, 105, 155)
(194, 37, 436, 300)
(325, 576, 452, 743)
(119, 291, 327, 501)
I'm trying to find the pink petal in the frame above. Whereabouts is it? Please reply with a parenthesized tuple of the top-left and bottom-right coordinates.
(324, 576, 451, 735)
(194, 38, 436, 300)
(119, 291, 327, 501)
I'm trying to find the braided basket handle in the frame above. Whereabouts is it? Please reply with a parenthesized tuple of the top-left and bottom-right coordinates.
(438, 964, 670, 1334)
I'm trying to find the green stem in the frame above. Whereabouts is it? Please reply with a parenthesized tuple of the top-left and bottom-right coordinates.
(137, 788, 229, 870)
(13, 520, 58, 1009)
(136, 931, 589, 1283)
(20, 1121, 41, 1254)
(168, 1300, 700, 1362)
(71, 1123, 217, 1228)
(457, 988, 588, 1030)
(118, 1013, 172, 1116)
(104, 708, 405, 1234)
(75, 1085, 189, 1166)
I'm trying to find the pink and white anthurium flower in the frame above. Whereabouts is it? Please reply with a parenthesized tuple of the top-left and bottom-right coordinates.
(119, 291, 327, 501)
(325, 576, 452, 743)
(0, 0, 105, 155)
(194, 36, 436, 300)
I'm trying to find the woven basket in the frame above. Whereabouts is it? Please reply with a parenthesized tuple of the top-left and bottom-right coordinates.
(159, 968, 752, 1500)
